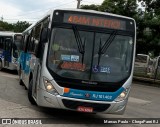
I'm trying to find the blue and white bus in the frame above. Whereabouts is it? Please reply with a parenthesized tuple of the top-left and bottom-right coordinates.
(19, 9, 136, 114)
(0, 32, 22, 70)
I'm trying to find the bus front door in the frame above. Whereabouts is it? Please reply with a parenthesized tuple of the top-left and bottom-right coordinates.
(4, 39, 12, 67)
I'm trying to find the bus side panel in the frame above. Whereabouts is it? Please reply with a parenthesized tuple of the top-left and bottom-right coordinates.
(21, 52, 31, 89)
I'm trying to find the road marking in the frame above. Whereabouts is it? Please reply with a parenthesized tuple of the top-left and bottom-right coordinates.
(128, 97, 151, 104)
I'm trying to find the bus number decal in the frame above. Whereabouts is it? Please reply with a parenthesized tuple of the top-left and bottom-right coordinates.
(61, 55, 71, 61)
(92, 65, 111, 73)
(71, 55, 79, 62)
(61, 55, 79, 62)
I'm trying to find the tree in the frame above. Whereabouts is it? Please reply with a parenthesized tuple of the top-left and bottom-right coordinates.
(80, 0, 160, 56)
(13, 21, 30, 32)
(99, 0, 138, 17)
(138, 0, 160, 56)
(81, 4, 100, 11)
(0, 21, 14, 31)
(0, 21, 31, 33)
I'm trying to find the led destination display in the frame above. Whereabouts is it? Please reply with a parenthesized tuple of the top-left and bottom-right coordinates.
(63, 13, 126, 30)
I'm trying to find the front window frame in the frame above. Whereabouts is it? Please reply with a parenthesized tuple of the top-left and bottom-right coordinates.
(46, 23, 135, 84)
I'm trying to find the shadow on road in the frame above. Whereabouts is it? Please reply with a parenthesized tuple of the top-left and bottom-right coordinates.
(1, 68, 18, 75)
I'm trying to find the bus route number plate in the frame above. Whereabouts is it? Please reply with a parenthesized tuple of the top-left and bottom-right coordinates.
(77, 106, 93, 113)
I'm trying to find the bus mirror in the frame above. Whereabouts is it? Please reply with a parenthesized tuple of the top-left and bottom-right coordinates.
(40, 28, 50, 43)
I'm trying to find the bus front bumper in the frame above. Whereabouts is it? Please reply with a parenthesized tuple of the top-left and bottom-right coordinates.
(37, 88, 128, 114)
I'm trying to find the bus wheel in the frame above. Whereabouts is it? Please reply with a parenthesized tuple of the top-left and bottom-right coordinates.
(19, 70, 24, 86)
(28, 79, 37, 105)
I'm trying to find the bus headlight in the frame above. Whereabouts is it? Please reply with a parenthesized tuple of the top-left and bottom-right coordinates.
(43, 78, 59, 95)
(115, 87, 130, 102)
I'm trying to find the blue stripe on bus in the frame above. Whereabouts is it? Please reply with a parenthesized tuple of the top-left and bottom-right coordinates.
(62, 87, 124, 101)
(19, 52, 31, 74)
(3, 50, 11, 62)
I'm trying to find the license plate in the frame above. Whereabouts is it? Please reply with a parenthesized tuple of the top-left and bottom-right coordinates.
(77, 106, 93, 113)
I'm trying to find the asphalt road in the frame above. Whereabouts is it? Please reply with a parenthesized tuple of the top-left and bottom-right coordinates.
(0, 69, 160, 127)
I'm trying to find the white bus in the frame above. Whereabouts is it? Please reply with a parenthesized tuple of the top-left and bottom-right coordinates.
(18, 9, 136, 114)
(0, 32, 22, 70)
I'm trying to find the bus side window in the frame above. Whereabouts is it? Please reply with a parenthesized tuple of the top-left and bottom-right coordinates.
(26, 34, 32, 53)
(33, 24, 42, 54)
(29, 29, 35, 53)
(43, 17, 49, 28)
(0, 37, 5, 49)
(36, 17, 49, 60)
(20, 36, 24, 51)
(0, 37, 3, 49)
(24, 35, 30, 52)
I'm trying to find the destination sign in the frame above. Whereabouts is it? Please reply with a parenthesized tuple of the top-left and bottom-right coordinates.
(63, 13, 126, 30)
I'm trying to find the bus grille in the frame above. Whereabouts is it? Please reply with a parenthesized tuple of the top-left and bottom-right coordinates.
(62, 99, 110, 112)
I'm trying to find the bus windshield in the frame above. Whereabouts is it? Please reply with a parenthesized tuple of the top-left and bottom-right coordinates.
(47, 27, 134, 82)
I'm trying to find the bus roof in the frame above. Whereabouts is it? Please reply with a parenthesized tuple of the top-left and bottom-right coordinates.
(23, 22, 37, 34)
(47, 8, 135, 21)
(0, 31, 22, 36)
(23, 8, 136, 33)
(137, 54, 150, 57)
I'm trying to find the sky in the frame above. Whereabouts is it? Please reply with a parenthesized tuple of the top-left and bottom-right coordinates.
(0, 0, 104, 23)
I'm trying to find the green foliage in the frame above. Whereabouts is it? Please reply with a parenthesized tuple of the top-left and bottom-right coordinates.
(138, 0, 160, 56)
(99, 0, 137, 17)
(0, 21, 14, 31)
(81, 4, 100, 11)
(0, 21, 31, 33)
(13, 21, 30, 32)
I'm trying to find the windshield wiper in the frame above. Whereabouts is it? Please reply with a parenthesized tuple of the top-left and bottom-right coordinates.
(97, 31, 117, 66)
(72, 26, 85, 64)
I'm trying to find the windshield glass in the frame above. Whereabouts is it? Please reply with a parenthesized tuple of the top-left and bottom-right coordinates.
(48, 28, 94, 80)
(92, 33, 133, 82)
(47, 27, 134, 82)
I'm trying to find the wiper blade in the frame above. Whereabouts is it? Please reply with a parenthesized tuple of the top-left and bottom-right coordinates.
(100, 31, 117, 54)
(97, 31, 117, 66)
(82, 37, 86, 64)
(98, 38, 102, 66)
(72, 26, 83, 53)
(72, 26, 85, 64)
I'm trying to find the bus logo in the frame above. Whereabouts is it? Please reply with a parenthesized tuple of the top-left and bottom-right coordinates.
(85, 93, 90, 98)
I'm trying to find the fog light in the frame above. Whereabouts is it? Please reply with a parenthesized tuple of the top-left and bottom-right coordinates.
(120, 92, 126, 98)
(115, 87, 130, 102)
(46, 84, 53, 90)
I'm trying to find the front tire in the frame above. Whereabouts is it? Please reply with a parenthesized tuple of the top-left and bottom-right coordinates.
(28, 79, 37, 105)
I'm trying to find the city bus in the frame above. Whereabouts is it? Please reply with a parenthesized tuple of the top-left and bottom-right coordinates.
(19, 9, 136, 114)
(0, 32, 23, 70)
